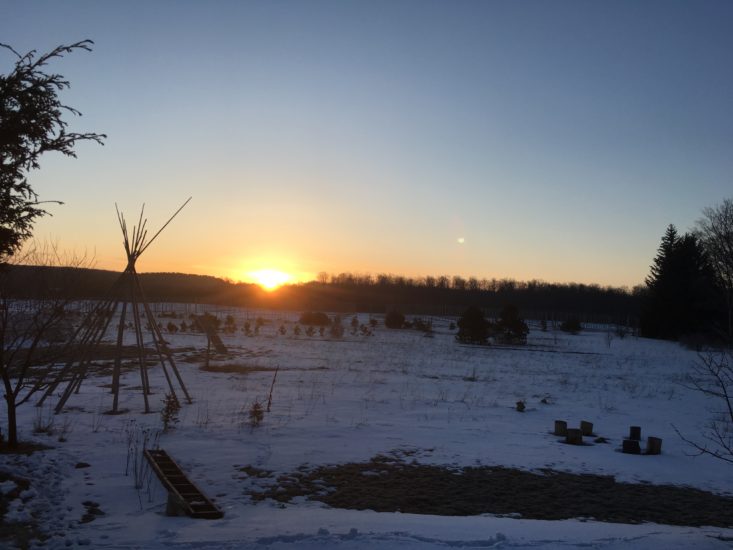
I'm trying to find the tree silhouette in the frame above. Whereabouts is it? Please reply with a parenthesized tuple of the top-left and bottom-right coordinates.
(0, 40, 105, 259)
(695, 199, 733, 343)
(456, 306, 490, 345)
(385, 310, 405, 329)
(494, 304, 529, 344)
(641, 225, 721, 341)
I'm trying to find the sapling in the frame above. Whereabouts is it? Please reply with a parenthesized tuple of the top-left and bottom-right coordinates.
(160, 393, 181, 433)
(249, 400, 264, 429)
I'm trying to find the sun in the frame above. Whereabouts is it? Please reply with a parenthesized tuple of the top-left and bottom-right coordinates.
(249, 269, 291, 291)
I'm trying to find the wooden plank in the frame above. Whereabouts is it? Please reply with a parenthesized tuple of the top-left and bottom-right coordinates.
(144, 449, 223, 519)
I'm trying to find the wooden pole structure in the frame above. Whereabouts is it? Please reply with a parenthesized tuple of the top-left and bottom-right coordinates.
(39, 198, 193, 414)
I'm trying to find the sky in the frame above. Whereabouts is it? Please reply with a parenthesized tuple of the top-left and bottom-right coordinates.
(2, 0, 731, 288)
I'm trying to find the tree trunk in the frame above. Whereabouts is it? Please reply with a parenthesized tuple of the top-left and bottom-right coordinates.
(2, 372, 18, 448)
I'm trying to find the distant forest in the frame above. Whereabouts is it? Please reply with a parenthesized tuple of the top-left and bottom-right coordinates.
(3, 265, 641, 325)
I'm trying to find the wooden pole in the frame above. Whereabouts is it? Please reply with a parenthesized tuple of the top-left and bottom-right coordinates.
(111, 300, 127, 413)
(135, 276, 192, 404)
(128, 273, 151, 413)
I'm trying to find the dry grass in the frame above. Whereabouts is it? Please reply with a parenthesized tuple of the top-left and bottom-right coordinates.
(249, 455, 733, 527)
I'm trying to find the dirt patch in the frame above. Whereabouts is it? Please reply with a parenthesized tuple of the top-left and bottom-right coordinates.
(249, 455, 733, 527)
(200, 363, 278, 374)
(0, 442, 52, 455)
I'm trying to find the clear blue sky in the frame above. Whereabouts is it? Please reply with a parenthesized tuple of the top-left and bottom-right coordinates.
(2, 0, 731, 287)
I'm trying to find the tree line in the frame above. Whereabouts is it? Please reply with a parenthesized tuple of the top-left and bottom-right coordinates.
(2, 264, 641, 324)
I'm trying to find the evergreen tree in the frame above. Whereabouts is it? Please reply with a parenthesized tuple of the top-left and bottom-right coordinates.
(494, 304, 529, 344)
(641, 225, 721, 340)
(0, 41, 105, 259)
(456, 306, 490, 345)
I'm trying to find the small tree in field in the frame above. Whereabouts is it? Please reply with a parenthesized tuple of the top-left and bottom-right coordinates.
(329, 315, 344, 338)
(160, 392, 181, 433)
(494, 304, 529, 344)
(561, 317, 582, 334)
(456, 306, 490, 345)
(0, 245, 90, 448)
(385, 310, 405, 329)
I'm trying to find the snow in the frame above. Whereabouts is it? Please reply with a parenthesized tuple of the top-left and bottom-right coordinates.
(2, 311, 732, 549)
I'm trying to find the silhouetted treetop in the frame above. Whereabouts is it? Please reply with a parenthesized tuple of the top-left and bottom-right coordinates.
(0, 40, 105, 259)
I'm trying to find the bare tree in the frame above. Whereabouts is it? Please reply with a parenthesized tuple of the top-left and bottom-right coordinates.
(0, 243, 89, 448)
(675, 352, 733, 464)
(694, 199, 733, 342)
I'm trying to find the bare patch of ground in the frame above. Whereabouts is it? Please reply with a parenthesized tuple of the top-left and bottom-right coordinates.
(199, 363, 278, 374)
(248, 455, 733, 527)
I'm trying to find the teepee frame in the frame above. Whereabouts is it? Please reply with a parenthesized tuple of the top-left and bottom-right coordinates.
(38, 198, 193, 414)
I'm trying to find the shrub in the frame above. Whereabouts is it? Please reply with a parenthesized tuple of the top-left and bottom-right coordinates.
(385, 310, 406, 329)
(299, 311, 331, 326)
(413, 318, 433, 333)
(456, 306, 490, 345)
(561, 317, 582, 334)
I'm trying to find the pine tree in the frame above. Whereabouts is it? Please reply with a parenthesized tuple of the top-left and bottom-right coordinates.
(456, 306, 490, 345)
(641, 225, 721, 340)
(645, 225, 679, 288)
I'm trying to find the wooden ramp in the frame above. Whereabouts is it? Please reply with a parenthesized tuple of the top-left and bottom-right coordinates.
(144, 449, 223, 519)
(208, 331, 228, 354)
(194, 315, 228, 354)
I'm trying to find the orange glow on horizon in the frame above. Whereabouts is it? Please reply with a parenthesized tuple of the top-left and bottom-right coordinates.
(248, 269, 291, 291)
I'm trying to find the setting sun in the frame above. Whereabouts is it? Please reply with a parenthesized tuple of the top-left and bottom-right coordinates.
(249, 269, 291, 291)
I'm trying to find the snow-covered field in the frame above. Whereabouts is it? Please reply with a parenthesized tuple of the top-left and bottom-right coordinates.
(2, 310, 733, 549)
